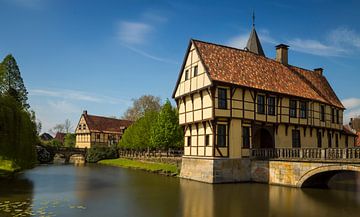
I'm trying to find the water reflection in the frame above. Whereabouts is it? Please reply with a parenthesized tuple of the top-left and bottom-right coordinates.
(180, 174, 360, 217)
(0, 176, 34, 216)
(1, 165, 360, 217)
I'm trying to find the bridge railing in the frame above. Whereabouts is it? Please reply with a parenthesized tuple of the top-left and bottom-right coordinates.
(251, 148, 360, 162)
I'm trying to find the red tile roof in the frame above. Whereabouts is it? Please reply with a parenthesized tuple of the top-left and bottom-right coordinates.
(185, 39, 343, 108)
(84, 114, 133, 133)
(55, 132, 66, 143)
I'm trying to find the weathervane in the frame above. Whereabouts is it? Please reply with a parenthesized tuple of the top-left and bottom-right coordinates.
(252, 11, 255, 27)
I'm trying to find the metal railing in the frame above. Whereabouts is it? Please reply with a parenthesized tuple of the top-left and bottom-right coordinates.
(251, 148, 360, 162)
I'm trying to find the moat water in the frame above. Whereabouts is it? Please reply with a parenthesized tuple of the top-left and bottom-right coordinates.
(1, 164, 360, 217)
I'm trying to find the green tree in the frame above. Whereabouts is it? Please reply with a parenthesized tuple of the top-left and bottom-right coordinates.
(119, 111, 158, 149)
(64, 133, 76, 147)
(150, 100, 183, 149)
(122, 95, 161, 121)
(0, 55, 29, 109)
(0, 95, 37, 169)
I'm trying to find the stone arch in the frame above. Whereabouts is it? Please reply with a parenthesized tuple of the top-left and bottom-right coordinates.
(253, 127, 274, 149)
(297, 165, 360, 188)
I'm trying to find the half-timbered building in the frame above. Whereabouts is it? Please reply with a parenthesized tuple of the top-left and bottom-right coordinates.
(173, 26, 357, 183)
(75, 111, 132, 148)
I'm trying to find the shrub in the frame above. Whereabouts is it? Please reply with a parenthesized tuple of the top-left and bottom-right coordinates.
(86, 146, 118, 163)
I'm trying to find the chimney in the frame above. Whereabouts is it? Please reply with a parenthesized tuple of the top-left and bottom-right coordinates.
(83, 110, 88, 115)
(275, 44, 289, 65)
(314, 68, 323, 76)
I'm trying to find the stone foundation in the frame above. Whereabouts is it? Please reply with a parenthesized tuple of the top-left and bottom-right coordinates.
(180, 156, 251, 183)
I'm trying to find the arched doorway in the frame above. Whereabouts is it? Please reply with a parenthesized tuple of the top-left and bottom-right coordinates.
(253, 128, 274, 149)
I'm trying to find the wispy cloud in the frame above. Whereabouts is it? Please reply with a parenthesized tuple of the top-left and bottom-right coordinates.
(116, 11, 175, 64)
(118, 21, 153, 45)
(342, 97, 360, 124)
(287, 38, 346, 57)
(287, 27, 360, 57)
(124, 45, 177, 64)
(228, 29, 277, 49)
(30, 88, 130, 105)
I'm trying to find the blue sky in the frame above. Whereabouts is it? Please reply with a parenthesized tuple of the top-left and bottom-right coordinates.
(0, 0, 359, 133)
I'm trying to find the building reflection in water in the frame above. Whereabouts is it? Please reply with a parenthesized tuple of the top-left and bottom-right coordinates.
(180, 173, 360, 217)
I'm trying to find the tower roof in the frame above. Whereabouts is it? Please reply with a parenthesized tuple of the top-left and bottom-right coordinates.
(246, 27, 265, 57)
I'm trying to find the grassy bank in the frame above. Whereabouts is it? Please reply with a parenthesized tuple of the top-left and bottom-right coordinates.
(98, 158, 179, 176)
(0, 159, 19, 177)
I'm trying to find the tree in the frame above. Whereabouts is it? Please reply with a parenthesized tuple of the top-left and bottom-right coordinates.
(50, 124, 65, 135)
(150, 100, 183, 149)
(0, 55, 29, 109)
(119, 111, 159, 149)
(64, 133, 76, 147)
(64, 119, 72, 133)
(122, 95, 161, 121)
(0, 95, 37, 169)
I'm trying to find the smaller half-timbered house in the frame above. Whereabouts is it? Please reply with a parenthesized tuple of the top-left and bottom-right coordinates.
(75, 111, 132, 148)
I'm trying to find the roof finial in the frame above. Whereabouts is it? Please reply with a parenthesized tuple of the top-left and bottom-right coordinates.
(252, 11, 255, 27)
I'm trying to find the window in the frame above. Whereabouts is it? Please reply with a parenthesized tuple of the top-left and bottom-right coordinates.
(205, 135, 210, 146)
(292, 130, 300, 148)
(336, 110, 339, 124)
(185, 70, 189, 80)
(289, 100, 297, 118)
(96, 134, 100, 140)
(242, 127, 250, 148)
(331, 108, 335, 123)
(257, 95, 265, 114)
(193, 65, 198, 77)
(218, 88, 227, 109)
(83, 124, 86, 130)
(317, 131, 322, 148)
(328, 133, 332, 148)
(187, 136, 191, 146)
(300, 101, 307, 119)
(217, 124, 226, 147)
(268, 97, 276, 115)
(320, 105, 325, 122)
(335, 134, 339, 148)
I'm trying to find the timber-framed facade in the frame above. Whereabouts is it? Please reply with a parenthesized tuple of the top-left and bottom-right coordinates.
(173, 26, 357, 183)
(75, 110, 132, 148)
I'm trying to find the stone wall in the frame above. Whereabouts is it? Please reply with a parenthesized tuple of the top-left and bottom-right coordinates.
(181, 157, 360, 187)
(180, 157, 251, 183)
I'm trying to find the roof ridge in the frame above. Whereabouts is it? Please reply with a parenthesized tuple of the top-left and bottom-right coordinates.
(86, 114, 131, 122)
(192, 39, 317, 73)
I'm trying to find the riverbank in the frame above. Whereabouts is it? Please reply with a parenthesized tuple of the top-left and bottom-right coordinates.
(0, 159, 19, 177)
(98, 158, 179, 176)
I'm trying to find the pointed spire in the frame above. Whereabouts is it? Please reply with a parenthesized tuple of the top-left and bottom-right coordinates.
(245, 11, 265, 57)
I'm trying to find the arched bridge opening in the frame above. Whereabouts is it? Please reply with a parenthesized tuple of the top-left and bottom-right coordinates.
(297, 165, 360, 188)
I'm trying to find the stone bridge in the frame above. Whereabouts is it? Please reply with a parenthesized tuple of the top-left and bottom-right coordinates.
(47, 147, 87, 163)
(251, 148, 360, 188)
(181, 148, 360, 188)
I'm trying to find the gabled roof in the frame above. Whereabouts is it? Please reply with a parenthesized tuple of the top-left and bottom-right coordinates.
(83, 113, 133, 133)
(189, 39, 343, 108)
(246, 27, 265, 56)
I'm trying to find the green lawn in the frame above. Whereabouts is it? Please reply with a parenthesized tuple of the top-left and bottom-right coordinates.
(98, 158, 179, 175)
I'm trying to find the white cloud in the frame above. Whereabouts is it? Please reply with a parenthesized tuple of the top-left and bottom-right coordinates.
(287, 38, 346, 57)
(30, 88, 130, 105)
(342, 97, 360, 124)
(328, 27, 360, 48)
(124, 45, 177, 64)
(117, 21, 153, 45)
